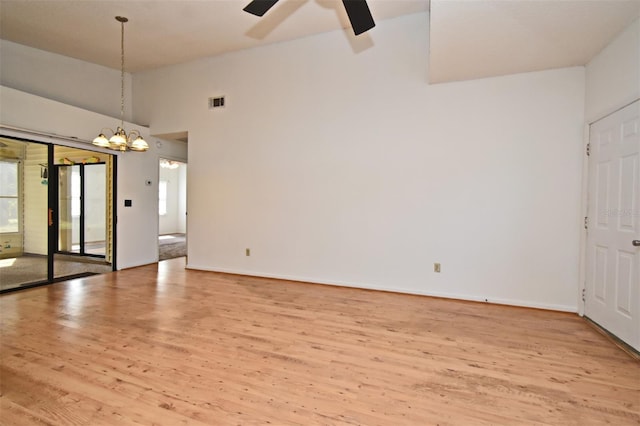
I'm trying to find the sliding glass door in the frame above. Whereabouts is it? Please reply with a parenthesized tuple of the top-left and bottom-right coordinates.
(0, 136, 115, 293)
(52, 144, 113, 281)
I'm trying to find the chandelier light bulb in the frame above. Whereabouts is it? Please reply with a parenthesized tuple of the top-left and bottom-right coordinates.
(92, 134, 110, 148)
(130, 135, 150, 152)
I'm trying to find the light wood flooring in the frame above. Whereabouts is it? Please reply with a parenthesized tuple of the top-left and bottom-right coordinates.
(1, 257, 638, 425)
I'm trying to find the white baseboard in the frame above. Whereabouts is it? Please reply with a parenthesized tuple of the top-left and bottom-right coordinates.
(185, 263, 578, 313)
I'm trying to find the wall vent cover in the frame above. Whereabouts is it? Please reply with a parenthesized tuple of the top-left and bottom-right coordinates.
(209, 96, 225, 109)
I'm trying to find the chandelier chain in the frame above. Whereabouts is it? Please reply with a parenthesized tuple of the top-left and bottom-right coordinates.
(93, 16, 148, 152)
(120, 18, 125, 128)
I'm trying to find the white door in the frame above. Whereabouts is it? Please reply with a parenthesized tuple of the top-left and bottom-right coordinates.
(585, 100, 640, 351)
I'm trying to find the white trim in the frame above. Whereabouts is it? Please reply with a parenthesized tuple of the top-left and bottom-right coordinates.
(578, 123, 590, 317)
(587, 97, 640, 126)
(185, 263, 578, 313)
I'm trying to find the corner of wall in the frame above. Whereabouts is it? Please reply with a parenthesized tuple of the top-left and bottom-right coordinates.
(585, 19, 640, 123)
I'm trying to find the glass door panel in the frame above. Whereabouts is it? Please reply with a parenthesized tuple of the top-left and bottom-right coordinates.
(0, 138, 49, 292)
(52, 147, 112, 281)
(84, 164, 106, 256)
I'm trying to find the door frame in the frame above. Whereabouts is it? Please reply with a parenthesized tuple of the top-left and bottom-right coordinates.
(53, 162, 108, 259)
(49, 150, 117, 279)
(157, 156, 188, 262)
(579, 98, 640, 342)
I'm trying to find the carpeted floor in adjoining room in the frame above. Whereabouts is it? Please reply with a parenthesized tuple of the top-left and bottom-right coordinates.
(159, 233, 186, 261)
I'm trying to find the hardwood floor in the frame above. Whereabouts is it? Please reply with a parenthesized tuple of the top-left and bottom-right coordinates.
(1, 257, 638, 425)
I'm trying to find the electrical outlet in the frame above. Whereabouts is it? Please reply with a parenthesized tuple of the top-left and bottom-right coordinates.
(434, 263, 441, 273)
(246, 248, 250, 256)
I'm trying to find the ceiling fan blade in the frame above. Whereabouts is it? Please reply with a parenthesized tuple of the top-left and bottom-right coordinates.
(342, 0, 375, 36)
(243, 0, 280, 17)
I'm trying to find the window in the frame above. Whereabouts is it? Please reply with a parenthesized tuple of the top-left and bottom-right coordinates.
(0, 160, 19, 233)
(158, 180, 167, 216)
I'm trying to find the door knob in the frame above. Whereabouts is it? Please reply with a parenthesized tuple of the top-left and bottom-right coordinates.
(634, 240, 640, 247)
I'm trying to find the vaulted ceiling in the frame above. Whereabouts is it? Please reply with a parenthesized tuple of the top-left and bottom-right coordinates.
(1, 0, 638, 82)
(429, 0, 640, 83)
(0, 0, 429, 72)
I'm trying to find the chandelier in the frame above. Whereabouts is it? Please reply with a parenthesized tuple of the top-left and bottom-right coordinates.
(93, 16, 148, 152)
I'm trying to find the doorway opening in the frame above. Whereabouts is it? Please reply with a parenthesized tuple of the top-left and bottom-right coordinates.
(158, 158, 187, 261)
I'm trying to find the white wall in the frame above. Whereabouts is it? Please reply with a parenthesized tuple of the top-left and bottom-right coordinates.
(585, 19, 640, 123)
(0, 40, 134, 122)
(134, 13, 585, 311)
(0, 86, 187, 269)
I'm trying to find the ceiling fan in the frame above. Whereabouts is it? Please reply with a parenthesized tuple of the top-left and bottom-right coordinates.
(243, 0, 376, 36)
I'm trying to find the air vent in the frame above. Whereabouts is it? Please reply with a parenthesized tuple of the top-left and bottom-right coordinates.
(208, 96, 225, 109)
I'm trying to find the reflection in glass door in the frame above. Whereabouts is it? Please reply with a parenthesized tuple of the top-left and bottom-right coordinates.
(57, 164, 78, 254)
(84, 164, 106, 256)
(57, 163, 106, 257)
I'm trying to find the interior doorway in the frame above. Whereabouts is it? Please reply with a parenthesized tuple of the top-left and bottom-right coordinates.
(584, 100, 640, 352)
(158, 158, 187, 261)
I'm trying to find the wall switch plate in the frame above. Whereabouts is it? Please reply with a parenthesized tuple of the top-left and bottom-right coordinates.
(246, 248, 250, 256)
(434, 263, 441, 273)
